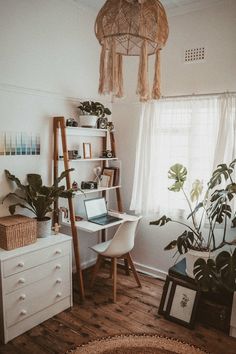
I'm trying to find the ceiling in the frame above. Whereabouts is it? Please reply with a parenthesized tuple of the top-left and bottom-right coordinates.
(75, 0, 225, 16)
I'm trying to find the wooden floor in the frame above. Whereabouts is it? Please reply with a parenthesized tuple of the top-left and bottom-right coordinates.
(1, 265, 236, 354)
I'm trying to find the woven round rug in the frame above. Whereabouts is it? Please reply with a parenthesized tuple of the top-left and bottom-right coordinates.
(69, 334, 209, 354)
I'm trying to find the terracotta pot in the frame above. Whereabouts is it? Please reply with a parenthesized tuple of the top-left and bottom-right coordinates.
(79, 115, 97, 128)
(36, 217, 51, 238)
(185, 249, 210, 278)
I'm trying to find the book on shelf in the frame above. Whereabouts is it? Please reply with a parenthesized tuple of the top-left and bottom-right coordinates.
(102, 167, 120, 187)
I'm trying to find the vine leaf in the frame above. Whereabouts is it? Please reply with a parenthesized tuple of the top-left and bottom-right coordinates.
(194, 258, 219, 292)
(150, 215, 172, 226)
(168, 164, 187, 192)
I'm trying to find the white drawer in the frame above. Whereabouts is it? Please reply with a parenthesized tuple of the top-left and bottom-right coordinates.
(5, 275, 71, 327)
(4, 256, 70, 294)
(3, 241, 70, 277)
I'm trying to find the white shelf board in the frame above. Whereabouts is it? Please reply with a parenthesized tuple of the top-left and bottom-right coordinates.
(64, 127, 110, 137)
(75, 185, 121, 196)
(62, 212, 139, 233)
(58, 158, 118, 162)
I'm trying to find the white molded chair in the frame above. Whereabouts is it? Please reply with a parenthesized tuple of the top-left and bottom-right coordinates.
(90, 217, 142, 302)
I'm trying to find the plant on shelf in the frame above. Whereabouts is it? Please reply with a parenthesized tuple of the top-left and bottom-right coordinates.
(150, 161, 236, 293)
(3, 169, 75, 238)
(78, 101, 111, 128)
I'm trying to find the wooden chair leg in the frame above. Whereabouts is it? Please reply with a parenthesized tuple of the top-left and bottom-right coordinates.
(127, 253, 142, 288)
(91, 254, 102, 287)
(112, 257, 117, 303)
(124, 258, 130, 276)
(109, 260, 113, 279)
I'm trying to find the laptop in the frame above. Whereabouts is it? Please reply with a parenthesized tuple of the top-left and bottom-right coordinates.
(84, 197, 122, 225)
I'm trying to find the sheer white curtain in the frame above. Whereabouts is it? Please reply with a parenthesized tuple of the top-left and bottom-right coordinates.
(130, 94, 236, 216)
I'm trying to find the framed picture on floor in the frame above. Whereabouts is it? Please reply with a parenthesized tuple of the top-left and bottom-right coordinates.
(165, 279, 200, 329)
(158, 276, 174, 316)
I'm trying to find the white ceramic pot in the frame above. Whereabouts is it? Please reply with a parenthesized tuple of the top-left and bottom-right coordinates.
(36, 217, 52, 238)
(79, 115, 97, 128)
(185, 249, 210, 278)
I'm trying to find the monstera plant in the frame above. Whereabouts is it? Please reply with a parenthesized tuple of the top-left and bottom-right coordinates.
(3, 169, 75, 237)
(78, 101, 111, 128)
(150, 160, 236, 293)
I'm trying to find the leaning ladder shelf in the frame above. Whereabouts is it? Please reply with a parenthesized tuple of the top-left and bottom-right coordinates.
(53, 117, 123, 300)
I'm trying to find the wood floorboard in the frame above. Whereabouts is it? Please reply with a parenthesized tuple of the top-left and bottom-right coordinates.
(0, 267, 236, 354)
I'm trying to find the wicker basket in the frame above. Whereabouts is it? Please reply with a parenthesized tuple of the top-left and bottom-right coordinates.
(0, 215, 37, 251)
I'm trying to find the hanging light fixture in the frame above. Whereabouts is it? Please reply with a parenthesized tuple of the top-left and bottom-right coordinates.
(95, 0, 169, 102)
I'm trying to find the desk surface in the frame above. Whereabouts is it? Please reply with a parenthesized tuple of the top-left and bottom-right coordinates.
(62, 212, 139, 233)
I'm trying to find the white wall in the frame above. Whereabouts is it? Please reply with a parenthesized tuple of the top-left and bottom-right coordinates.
(113, 0, 236, 278)
(0, 0, 107, 268)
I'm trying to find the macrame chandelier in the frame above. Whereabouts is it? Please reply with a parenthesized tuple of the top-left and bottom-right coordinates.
(95, 0, 169, 102)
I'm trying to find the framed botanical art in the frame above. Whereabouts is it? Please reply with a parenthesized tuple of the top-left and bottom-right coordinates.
(165, 279, 200, 329)
(83, 143, 92, 159)
(102, 168, 115, 187)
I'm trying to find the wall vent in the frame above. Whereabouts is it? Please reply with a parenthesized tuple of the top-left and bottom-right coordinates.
(184, 47, 205, 63)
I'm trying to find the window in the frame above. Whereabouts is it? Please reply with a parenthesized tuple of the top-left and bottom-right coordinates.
(130, 95, 236, 216)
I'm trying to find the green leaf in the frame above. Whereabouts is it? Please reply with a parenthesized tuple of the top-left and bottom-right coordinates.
(54, 169, 74, 186)
(208, 162, 234, 189)
(164, 240, 177, 251)
(168, 164, 187, 192)
(176, 231, 195, 254)
(209, 202, 231, 224)
(194, 258, 219, 292)
(216, 250, 236, 292)
(187, 202, 203, 220)
(27, 174, 42, 190)
(150, 215, 172, 226)
(190, 179, 203, 202)
(9, 203, 34, 215)
(5, 170, 26, 190)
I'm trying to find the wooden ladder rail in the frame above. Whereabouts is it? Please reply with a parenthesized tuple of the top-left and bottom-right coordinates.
(101, 130, 123, 242)
(53, 117, 85, 301)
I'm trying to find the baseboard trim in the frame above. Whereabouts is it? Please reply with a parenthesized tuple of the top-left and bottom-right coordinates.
(73, 257, 97, 273)
(133, 261, 167, 280)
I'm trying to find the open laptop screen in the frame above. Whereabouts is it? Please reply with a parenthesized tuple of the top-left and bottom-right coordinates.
(84, 197, 107, 220)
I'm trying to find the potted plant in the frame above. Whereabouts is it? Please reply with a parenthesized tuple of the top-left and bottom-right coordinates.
(150, 161, 236, 292)
(78, 101, 111, 128)
(3, 169, 75, 238)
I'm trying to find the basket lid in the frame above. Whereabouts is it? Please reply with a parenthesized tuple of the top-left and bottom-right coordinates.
(0, 215, 36, 227)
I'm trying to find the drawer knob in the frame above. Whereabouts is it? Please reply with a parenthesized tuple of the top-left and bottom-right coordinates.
(56, 264, 61, 270)
(18, 278, 25, 284)
(56, 278, 62, 284)
(56, 292, 62, 298)
(55, 249, 62, 255)
(18, 262, 24, 268)
(19, 294, 26, 301)
(20, 309, 27, 316)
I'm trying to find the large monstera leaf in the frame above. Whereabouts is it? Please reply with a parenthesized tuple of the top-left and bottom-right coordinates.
(177, 231, 195, 254)
(190, 179, 203, 202)
(168, 164, 187, 192)
(216, 250, 236, 292)
(150, 215, 172, 226)
(208, 159, 236, 189)
(194, 258, 219, 292)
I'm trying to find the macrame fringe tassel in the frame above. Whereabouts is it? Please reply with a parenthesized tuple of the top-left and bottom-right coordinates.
(98, 39, 108, 95)
(152, 50, 161, 99)
(136, 40, 150, 102)
(116, 54, 123, 98)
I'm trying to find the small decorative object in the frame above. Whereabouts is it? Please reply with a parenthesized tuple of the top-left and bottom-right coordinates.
(165, 279, 200, 329)
(68, 150, 81, 160)
(102, 168, 115, 187)
(81, 181, 98, 190)
(78, 101, 111, 128)
(0, 214, 37, 250)
(75, 215, 83, 221)
(101, 149, 113, 158)
(100, 175, 110, 188)
(97, 117, 108, 129)
(150, 160, 236, 294)
(93, 166, 102, 186)
(3, 169, 75, 238)
(52, 223, 61, 235)
(83, 143, 92, 159)
(66, 118, 78, 127)
(158, 276, 174, 316)
(95, 0, 169, 101)
(0, 131, 40, 156)
(107, 121, 114, 131)
(72, 181, 79, 191)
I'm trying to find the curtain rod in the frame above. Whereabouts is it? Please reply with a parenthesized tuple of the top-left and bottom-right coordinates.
(161, 91, 236, 100)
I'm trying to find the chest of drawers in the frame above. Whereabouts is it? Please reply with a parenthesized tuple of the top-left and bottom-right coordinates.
(0, 234, 72, 344)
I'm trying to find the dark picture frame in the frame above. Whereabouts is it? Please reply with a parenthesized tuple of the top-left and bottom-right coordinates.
(158, 276, 174, 316)
(165, 279, 200, 329)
